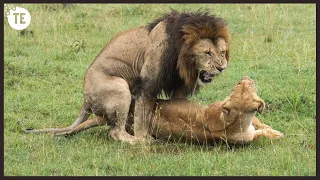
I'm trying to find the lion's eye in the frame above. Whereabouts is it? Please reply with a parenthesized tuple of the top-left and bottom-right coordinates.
(221, 50, 226, 56)
(205, 51, 212, 56)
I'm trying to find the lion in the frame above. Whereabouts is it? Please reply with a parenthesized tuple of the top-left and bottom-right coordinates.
(54, 76, 284, 145)
(24, 10, 231, 144)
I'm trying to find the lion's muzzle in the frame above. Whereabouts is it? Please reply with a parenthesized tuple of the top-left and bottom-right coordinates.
(199, 70, 215, 83)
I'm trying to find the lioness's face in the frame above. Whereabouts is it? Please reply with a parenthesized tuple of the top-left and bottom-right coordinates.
(193, 37, 228, 84)
(221, 76, 265, 116)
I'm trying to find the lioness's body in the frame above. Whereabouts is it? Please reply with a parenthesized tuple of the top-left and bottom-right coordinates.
(60, 77, 283, 144)
(151, 100, 280, 144)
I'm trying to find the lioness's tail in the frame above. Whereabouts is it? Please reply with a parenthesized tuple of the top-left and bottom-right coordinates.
(24, 104, 91, 135)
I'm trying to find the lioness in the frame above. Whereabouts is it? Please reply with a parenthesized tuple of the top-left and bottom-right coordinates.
(56, 76, 283, 144)
(25, 10, 231, 144)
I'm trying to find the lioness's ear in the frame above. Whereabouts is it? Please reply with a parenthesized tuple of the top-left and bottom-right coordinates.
(222, 101, 231, 115)
(257, 99, 265, 114)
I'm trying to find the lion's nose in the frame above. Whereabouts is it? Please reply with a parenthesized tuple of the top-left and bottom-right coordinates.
(217, 66, 225, 72)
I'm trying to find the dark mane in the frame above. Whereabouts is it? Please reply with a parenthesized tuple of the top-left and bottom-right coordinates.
(145, 10, 230, 98)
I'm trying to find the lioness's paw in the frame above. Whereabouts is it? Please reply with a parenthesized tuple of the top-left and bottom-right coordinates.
(263, 129, 284, 139)
(261, 124, 272, 129)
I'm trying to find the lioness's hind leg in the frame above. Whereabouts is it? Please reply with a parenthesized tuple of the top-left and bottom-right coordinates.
(252, 116, 271, 130)
(253, 129, 284, 140)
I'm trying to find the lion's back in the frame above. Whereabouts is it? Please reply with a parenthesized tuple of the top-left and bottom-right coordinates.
(92, 26, 150, 67)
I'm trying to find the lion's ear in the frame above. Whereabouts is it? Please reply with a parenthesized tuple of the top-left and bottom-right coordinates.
(182, 25, 198, 45)
(215, 26, 231, 62)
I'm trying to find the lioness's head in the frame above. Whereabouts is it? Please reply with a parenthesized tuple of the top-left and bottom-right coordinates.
(221, 76, 265, 116)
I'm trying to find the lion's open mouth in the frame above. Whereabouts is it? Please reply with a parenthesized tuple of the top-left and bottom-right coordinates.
(199, 70, 215, 83)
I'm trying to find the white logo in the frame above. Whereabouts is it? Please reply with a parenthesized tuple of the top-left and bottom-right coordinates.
(5, 5, 31, 30)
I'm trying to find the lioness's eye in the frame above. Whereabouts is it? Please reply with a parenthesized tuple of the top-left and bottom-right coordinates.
(205, 51, 212, 56)
(221, 50, 226, 56)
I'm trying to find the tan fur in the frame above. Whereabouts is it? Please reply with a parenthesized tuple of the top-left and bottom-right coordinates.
(182, 25, 231, 62)
(24, 11, 231, 144)
(56, 76, 283, 145)
(150, 76, 283, 144)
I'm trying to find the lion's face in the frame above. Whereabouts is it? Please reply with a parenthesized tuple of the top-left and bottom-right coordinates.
(193, 37, 228, 84)
(221, 76, 265, 116)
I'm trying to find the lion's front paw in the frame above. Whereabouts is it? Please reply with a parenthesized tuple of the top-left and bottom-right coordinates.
(109, 129, 139, 145)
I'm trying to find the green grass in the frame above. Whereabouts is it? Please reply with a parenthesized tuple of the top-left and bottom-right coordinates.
(4, 4, 316, 176)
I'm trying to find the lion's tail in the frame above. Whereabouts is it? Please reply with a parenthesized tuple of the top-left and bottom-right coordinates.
(54, 116, 106, 136)
(23, 103, 91, 135)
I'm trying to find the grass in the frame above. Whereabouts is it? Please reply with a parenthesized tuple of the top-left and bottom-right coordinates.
(4, 4, 316, 176)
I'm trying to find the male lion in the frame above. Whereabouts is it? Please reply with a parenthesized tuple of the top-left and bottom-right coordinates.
(25, 10, 231, 144)
(54, 76, 284, 145)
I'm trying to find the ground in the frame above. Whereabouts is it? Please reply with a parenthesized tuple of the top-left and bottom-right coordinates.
(4, 4, 316, 176)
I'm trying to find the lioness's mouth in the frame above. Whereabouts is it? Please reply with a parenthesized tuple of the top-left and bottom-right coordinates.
(199, 70, 215, 83)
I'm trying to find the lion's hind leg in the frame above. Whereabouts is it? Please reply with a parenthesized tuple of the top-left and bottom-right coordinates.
(96, 76, 138, 145)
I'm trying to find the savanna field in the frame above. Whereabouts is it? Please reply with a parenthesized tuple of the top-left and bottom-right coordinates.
(4, 4, 316, 176)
